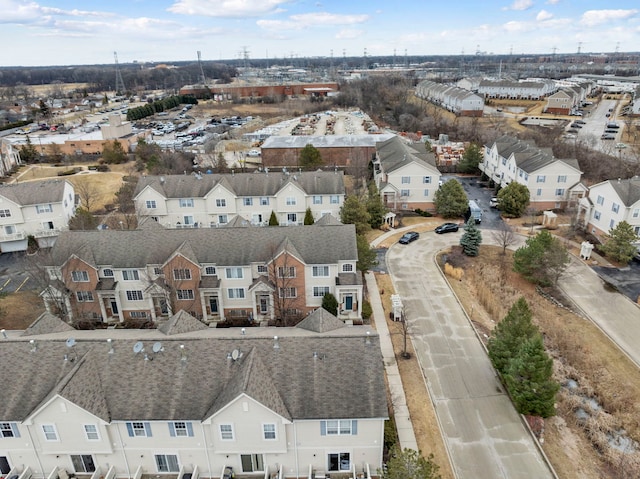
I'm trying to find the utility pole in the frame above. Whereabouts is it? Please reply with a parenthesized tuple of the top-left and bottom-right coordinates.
(114, 52, 125, 95)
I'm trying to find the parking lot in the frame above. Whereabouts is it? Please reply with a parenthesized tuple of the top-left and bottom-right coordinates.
(0, 253, 35, 293)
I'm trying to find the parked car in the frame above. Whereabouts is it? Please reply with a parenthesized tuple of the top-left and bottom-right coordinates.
(247, 149, 261, 157)
(435, 223, 459, 234)
(601, 134, 616, 140)
(399, 231, 419, 244)
(489, 197, 499, 208)
(567, 128, 579, 134)
(570, 123, 583, 128)
(575, 120, 586, 124)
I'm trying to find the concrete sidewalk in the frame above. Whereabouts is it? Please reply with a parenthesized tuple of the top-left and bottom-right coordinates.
(365, 271, 418, 451)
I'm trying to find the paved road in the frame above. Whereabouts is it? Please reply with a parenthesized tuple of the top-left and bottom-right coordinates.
(386, 231, 554, 479)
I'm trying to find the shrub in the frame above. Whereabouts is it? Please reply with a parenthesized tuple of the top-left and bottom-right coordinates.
(414, 208, 432, 217)
(361, 300, 373, 320)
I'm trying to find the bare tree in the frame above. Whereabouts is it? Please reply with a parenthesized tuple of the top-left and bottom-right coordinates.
(73, 178, 101, 212)
(491, 221, 517, 255)
(266, 245, 305, 326)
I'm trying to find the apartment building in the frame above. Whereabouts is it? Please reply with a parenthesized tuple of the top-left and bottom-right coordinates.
(0, 179, 76, 252)
(0, 311, 386, 479)
(133, 171, 346, 227)
(43, 220, 363, 325)
(373, 135, 441, 212)
(480, 135, 584, 210)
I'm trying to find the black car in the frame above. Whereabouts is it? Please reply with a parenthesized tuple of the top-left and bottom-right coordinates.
(570, 123, 583, 128)
(399, 231, 419, 244)
(435, 223, 459, 234)
(575, 120, 586, 124)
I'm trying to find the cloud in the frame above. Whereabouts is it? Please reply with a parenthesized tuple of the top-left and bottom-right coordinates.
(536, 10, 553, 21)
(0, 0, 109, 24)
(335, 29, 363, 39)
(503, 0, 534, 11)
(168, 0, 292, 17)
(546, 0, 559, 4)
(580, 9, 638, 27)
(258, 12, 369, 31)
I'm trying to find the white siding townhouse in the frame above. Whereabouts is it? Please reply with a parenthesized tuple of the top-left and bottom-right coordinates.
(0, 179, 76, 253)
(0, 310, 387, 479)
(134, 171, 345, 228)
(43, 220, 363, 325)
(579, 177, 640, 240)
(481, 135, 585, 210)
(477, 79, 557, 100)
(415, 80, 484, 117)
(373, 136, 441, 212)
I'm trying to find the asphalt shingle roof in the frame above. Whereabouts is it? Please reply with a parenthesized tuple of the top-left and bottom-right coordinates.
(376, 136, 439, 174)
(0, 179, 69, 206)
(492, 135, 581, 174)
(608, 177, 640, 207)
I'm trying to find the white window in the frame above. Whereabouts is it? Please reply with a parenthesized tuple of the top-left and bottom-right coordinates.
(103, 268, 114, 277)
(219, 424, 234, 440)
(424, 189, 430, 197)
(76, 291, 94, 302)
(154, 267, 163, 275)
(126, 290, 144, 301)
(216, 198, 226, 207)
(226, 267, 243, 279)
(401, 176, 410, 184)
(0, 422, 19, 438)
(330, 195, 340, 204)
(323, 420, 356, 435)
(218, 215, 228, 224)
(536, 175, 545, 183)
(536, 188, 542, 196)
(173, 268, 192, 280)
(610, 219, 615, 229)
(122, 269, 139, 281)
(423, 176, 431, 184)
(263, 423, 276, 440)
(555, 188, 565, 196)
(633, 209, 640, 218)
(594, 211, 601, 220)
(278, 266, 296, 278)
(243, 197, 253, 206)
(313, 195, 322, 204)
(312, 265, 329, 277)
(71, 455, 96, 473)
(42, 424, 58, 441)
(286, 197, 296, 205)
(524, 173, 529, 181)
(557, 175, 567, 183)
(260, 197, 269, 205)
(169, 421, 193, 437)
(36, 204, 53, 214)
(279, 287, 297, 298)
(179, 198, 194, 208)
(127, 422, 151, 437)
(241, 454, 264, 473)
(84, 424, 100, 441)
(71, 270, 89, 282)
(130, 311, 147, 319)
(0, 209, 11, 217)
(612, 202, 620, 213)
(155, 454, 179, 473)
(257, 265, 268, 274)
(145, 200, 157, 209)
(183, 215, 194, 225)
(342, 264, 353, 272)
(313, 286, 330, 297)
(596, 195, 604, 205)
(228, 288, 245, 299)
(400, 189, 410, 197)
(204, 266, 216, 275)
(176, 289, 194, 300)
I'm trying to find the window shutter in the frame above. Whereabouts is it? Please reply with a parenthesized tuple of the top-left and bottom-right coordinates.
(320, 421, 326, 436)
(11, 423, 20, 438)
(144, 422, 152, 437)
(126, 422, 134, 437)
(186, 422, 194, 437)
(351, 420, 358, 435)
(168, 423, 176, 437)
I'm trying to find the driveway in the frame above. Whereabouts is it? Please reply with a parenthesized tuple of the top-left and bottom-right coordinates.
(0, 252, 35, 293)
(385, 232, 553, 479)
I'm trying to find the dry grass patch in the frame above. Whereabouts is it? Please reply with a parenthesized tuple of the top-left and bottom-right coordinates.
(0, 291, 45, 330)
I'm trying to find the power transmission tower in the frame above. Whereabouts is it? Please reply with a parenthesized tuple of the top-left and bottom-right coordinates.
(197, 51, 206, 86)
(114, 51, 125, 95)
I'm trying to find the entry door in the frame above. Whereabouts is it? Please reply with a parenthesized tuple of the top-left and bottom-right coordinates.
(209, 297, 219, 314)
(344, 295, 353, 311)
(0, 456, 10, 475)
(259, 296, 269, 314)
(110, 300, 119, 314)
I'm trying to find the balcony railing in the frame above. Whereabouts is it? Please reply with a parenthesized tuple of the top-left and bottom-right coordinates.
(0, 231, 26, 241)
(34, 228, 63, 238)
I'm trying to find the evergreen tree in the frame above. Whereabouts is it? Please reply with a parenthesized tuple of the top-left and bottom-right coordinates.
(321, 293, 339, 316)
(340, 195, 371, 235)
(601, 220, 638, 264)
(487, 297, 538, 375)
(457, 143, 482, 174)
(504, 334, 559, 418)
(380, 447, 441, 479)
(513, 230, 569, 286)
(434, 179, 468, 218)
(298, 144, 323, 169)
(356, 234, 378, 272)
(19, 135, 39, 163)
(366, 182, 387, 229)
(497, 182, 530, 217)
(102, 140, 127, 164)
(268, 210, 279, 226)
(68, 208, 99, 231)
(303, 207, 315, 225)
(459, 218, 482, 256)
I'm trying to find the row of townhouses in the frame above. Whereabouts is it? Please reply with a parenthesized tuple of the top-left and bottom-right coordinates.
(0, 310, 386, 479)
(414, 80, 484, 117)
(133, 170, 345, 228)
(43, 220, 363, 325)
(480, 135, 586, 210)
(476, 79, 557, 100)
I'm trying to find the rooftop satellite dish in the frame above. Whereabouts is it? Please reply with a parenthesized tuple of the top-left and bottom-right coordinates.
(231, 349, 240, 361)
(152, 342, 163, 353)
(133, 341, 144, 354)
(66, 337, 76, 348)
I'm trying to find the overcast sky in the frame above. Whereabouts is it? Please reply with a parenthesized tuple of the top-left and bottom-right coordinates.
(1, 0, 639, 67)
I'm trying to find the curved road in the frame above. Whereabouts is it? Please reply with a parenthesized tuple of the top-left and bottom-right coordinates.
(385, 229, 554, 479)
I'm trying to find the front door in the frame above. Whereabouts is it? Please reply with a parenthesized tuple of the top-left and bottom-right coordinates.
(0, 456, 10, 475)
(259, 296, 269, 314)
(209, 297, 219, 314)
(345, 295, 353, 311)
(110, 300, 119, 315)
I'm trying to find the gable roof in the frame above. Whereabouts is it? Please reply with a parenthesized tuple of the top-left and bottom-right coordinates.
(606, 177, 640, 207)
(22, 312, 76, 337)
(0, 179, 69, 206)
(158, 310, 209, 336)
(376, 135, 439, 175)
(0, 326, 386, 422)
(491, 135, 582, 174)
(297, 308, 345, 333)
(48, 224, 358, 269)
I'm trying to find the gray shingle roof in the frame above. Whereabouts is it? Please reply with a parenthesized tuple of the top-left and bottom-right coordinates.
(22, 312, 76, 337)
(261, 134, 394, 149)
(49, 224, 358, 268)
(492, 135, 581, 174)
(296, 308, 345, 333)
(158, 310, 209, 336)
(376, 136, 439, 174)
(0, 179, 69, 206)
(0, 327, 386, 422)
(134, 171, 346, 199)
(608, 177, 640, 207)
